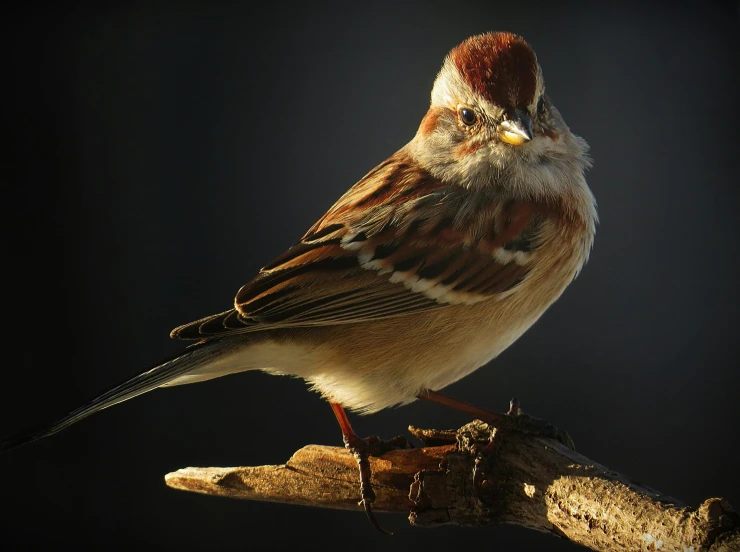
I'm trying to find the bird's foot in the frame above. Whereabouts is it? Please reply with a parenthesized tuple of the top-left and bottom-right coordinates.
(499, 397, 575, 450)
(418, 390, 575, 450)
(347, 433, 410, 456)
(342, 433, 410, 535)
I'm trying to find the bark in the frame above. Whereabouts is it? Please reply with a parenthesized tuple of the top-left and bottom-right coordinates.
(165, 421, 739, 551)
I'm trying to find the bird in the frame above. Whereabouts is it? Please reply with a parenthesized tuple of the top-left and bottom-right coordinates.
(1, 31, 596, 532)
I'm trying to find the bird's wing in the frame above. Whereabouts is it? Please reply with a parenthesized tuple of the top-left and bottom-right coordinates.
(170, 152, 546, 340)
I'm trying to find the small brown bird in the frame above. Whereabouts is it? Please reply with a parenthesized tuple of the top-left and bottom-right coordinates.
(2, 32, 596, 531)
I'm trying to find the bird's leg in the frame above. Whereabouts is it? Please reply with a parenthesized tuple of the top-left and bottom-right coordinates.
(329, 403, 406, 535)
(416, 389, 575, 450)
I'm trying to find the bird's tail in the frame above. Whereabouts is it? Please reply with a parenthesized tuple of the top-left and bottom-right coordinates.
(0, 339, 228, 453)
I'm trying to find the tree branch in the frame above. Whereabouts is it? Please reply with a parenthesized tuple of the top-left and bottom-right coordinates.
(164, 421, 739, 551)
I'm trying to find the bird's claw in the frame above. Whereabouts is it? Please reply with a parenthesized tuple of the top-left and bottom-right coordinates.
(345, 434, 409, 535)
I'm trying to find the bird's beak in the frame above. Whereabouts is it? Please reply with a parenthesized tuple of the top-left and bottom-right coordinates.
(498, 109, 533, 146)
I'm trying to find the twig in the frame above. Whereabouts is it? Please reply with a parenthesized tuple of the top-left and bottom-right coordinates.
(165, 421, 739, 551)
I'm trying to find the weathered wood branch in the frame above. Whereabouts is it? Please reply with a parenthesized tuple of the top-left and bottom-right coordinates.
(165, 421, 739, 551)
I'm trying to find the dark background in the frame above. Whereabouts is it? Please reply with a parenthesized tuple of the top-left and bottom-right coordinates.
(2, 2, 738, 550)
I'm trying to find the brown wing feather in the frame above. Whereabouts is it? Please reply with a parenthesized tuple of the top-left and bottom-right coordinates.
(171, 151, 546, 340)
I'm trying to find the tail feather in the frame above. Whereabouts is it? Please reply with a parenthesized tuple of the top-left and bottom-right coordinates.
(1, 340, 224, 453)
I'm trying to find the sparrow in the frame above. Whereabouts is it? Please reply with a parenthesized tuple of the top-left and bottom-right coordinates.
(2, 32, 596, 531)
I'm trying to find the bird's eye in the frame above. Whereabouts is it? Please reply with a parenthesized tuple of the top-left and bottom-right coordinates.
(459, 107, 477, 126)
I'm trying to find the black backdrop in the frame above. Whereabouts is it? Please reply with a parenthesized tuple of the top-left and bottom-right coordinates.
(2, 2, 739, 551)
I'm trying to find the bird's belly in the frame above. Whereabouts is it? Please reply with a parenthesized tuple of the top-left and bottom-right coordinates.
(247, 295, 548, 414)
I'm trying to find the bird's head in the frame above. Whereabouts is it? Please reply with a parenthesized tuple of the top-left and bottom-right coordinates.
(410, 32, 591, 198)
